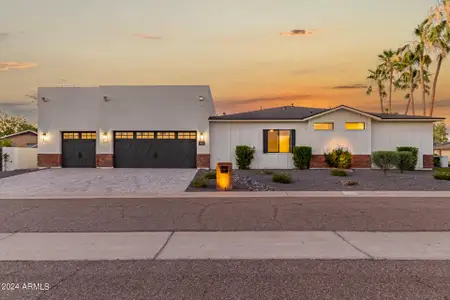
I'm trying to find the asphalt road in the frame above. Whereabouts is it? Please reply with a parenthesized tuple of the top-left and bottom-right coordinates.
(0, 260, 449, 300)
(0, 197, 449, 232)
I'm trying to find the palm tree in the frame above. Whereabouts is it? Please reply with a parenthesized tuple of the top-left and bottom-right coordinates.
(377, 50, 400, 114)
(395, 45, 419, 115)
(426, 20, 450, 116)
(366, 67, 387, 113)
(429, 0, 450, 31)
(414, 20, 433, 116)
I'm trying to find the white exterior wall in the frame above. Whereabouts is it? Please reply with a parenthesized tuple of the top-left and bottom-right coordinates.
(2, 147, 38, 171)
(38, 86, 216, 156)
(306, 110, 371, 154)
(371, 121, 433, 169)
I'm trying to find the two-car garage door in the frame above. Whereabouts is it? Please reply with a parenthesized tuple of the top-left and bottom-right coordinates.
(113, 131, 197, 168)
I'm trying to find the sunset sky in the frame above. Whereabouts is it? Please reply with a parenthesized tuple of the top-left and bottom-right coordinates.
(1, 0, 449, 123)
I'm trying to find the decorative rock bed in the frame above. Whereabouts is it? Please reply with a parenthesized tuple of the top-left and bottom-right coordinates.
(232, 174, 276, 191)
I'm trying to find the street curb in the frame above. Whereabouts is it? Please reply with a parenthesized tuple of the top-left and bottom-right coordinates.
(1, 191, 450, 200)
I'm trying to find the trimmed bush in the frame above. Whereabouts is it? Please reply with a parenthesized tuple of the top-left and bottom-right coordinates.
(330, 169, 348, 177)
(396, 146, 418, 170)
(433, 172, 450, 180)
(395, 151, 414, 173)
(324, 146, 352, 169)
(235, 145, 256, 170)
(372, 151, 398, 174)
(191, 177, 209, 188)
(203, 171, 216, 180)
(272, 173, 292, 184)
(293, 146, 312, 169)
(434, 155, 441, 168)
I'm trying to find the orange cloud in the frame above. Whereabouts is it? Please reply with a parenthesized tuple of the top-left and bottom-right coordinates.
(0, 62, 38, 71)
(134, 34, 162, 40)
(280, 29, 315, 36)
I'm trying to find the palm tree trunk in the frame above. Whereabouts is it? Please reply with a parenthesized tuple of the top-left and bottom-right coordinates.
(405, 97, 411, 114)
(389, 69, 394, 114)
(378, 86, 384, 113)
(412, 93, 416, 116)
(429, 55, 443, 117)
(419, 61, 426, 116)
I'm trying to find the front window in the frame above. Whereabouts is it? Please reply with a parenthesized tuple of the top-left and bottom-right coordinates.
(265, 129, 292, 153)
(345, 122, 365, 130)
(314, 122, 334, 131)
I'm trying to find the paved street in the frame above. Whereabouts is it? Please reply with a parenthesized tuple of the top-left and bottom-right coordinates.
(1, 260, 450, 300)
(1, 196, 449, 232)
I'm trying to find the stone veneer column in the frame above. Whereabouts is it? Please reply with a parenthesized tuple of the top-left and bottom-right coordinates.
(96, 154, 113, 168)
(423, 154, 434, 169)
(310, 154, 371, 169)
(196, 154, 210, 169)
(38, 154, 61, 168)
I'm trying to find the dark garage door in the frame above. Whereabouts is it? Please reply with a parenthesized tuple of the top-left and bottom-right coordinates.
(62, 132, 96, 168)
(114, 131, 197, 168)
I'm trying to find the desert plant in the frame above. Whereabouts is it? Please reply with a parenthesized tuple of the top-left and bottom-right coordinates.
(330, 169, 348, 177)
(433, 172, 450, 180)
(292, 146, 312, 169)
(272, 173, 292, 184)
(235, 145, 255, 170)
(372, 151, 399, 174)
(2, 153, 11, 171)
(191, 177, 209, 188)
(396, 146, 419, 170)
(203, 171, 216, 180)
(324, 146, 352, 169)
(395, 151, 414, 173)
(434, 155, 442, 167)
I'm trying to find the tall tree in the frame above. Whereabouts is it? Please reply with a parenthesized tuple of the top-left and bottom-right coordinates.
(377, 50, 400, 114)
(414, 20, 433, 116)
(426, 20, 450, 116)
(366, 67, 387, 113)
(429, 0, 450, 31)
(0, 110, 37, 137)
(434, 121, 449, 144)
(395, 45, 418, 115)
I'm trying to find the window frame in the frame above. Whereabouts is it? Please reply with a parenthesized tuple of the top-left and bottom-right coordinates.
(313, 122, 334, 131)
(263, 129, 295, 154)
(345, 122, 366, 131)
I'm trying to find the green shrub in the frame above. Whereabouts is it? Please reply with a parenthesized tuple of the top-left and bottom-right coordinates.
(272, 173, 292, 184)
(433, 172, 450, 180)
(293, 146, 312, 169)
(330, 169, 348, 177)
(235, 145, 256, 170)
(395, 151, 414, 173)
(372, 151, 398, 174)
(191, 177, 209, 188)
(260, 169, 274, 175)
(203, 171, 216, 180)
(396, 146, 418, 170)
(0, 139, 13, 147)
(324, 146, 352, 169)
(434, 155, 441, 168)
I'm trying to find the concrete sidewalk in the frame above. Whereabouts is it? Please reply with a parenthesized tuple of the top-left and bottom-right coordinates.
(2, 190, 450, 199)
(1, 231, 450, 261)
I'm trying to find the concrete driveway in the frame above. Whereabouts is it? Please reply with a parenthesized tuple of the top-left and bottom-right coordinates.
(0, 168, 198, 198)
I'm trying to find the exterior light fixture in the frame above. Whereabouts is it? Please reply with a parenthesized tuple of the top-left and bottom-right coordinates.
(41, 132, 48, 143)
(198, 132, 205, 145)
(198, 96, 204, 101)
(103, 96, 109, 102)
(41, 97, 49, 102)
(102, 132, 108, 143)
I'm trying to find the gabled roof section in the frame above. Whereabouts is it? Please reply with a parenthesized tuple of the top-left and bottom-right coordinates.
(0, 130, 37, 139)
(209, 104, 445, 122)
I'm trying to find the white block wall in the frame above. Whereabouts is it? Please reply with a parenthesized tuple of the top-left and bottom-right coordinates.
(1, 147, 38, 171)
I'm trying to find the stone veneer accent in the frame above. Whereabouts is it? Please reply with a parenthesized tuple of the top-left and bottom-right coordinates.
(423, 154, 434, 169)
(196, 154, 210, 169)
(310, 154, 371, 169)
(38, 154, 61, 168)
(96, 154, 113, 168)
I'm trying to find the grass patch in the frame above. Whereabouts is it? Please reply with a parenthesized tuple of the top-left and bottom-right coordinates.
(260, 169, 274, 175)
(330, 169, 348, 177)
(272, 173, 292, 184)
(433, 172, 450, 181)
(203, 171, 217, 180)
(191, 177, 209, 188)
(434, 167, 450, 173)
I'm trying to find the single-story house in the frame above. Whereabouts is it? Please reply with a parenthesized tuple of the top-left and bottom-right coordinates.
(0, 130, 37, 148)
(37, 85, 444, 170)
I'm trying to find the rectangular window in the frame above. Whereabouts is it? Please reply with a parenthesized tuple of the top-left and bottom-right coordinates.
(81, 132, 96, 140)
(63, 132, 79, 139)
(265, 130, 293, 153)
(157, 132, 175, 139)
(136, 132, 155, 139)
(345, 122, 365, 131)
(178, 132, 196, 139)
(314, 123, 334, 131)
(115, 132, 134, 139)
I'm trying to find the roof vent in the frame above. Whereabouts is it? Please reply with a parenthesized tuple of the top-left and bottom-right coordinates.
(282, 107, 287, 110)
(222, 112, 226, 115)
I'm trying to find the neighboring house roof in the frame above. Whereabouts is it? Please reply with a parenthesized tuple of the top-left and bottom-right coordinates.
(0, 130, 38, 139)
(434, 142, 450, 150)
(209, 105, 445, 122)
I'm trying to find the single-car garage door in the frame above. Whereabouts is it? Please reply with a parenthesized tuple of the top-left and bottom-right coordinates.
(62, 132, 96, 168)
(114, 131, 197, 168)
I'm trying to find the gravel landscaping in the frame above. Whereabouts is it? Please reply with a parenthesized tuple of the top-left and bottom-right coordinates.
(187, 168, 450, 191)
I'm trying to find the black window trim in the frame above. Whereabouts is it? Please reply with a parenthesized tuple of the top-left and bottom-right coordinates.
(263, 129, 295, 154)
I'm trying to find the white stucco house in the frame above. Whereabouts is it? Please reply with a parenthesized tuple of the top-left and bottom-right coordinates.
(37, 85, 443, 170)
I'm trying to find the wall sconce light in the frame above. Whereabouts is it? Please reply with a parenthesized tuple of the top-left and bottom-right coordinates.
(102, 132, 108, 143)
(103, 96, 110, 102)
(41, 97, 49, 103)
(198, 132, 205, 145)
(41, 132, 48, 143)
